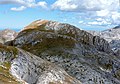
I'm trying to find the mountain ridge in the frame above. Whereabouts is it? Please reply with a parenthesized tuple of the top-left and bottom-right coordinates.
(5, 20, 120, 84)
(0, 20, 120, 84)
(88, 25, 120, 57)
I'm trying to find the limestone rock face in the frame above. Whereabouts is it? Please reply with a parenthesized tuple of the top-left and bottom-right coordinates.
(0, 29, 17, 44)
(7, 20, 120, 84)
(88, 26, 120, 57)
(20, 20, 112, 54)
(0, 44, 81, 84)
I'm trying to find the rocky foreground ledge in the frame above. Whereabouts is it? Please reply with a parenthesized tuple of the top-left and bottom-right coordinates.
(0, 43, 81, 84)
(1, 19, 120, 84)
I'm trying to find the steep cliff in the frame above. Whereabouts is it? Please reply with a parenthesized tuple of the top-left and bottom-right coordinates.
(7, 20, 120, 84)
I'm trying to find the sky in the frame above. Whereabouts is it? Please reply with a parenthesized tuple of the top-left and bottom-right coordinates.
(0, 0, 120, 31)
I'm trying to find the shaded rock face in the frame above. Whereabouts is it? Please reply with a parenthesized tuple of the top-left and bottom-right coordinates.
(88, 26, 120, 57)
(0, 44, 81, 84)
(0, 29, 17, 44)
(7, 20, 120, 84)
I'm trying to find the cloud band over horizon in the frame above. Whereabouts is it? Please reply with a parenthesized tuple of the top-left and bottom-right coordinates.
(0, 0, 120, 29)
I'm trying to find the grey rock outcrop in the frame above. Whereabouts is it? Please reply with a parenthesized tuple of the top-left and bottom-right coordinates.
(88, 25, 120, 57)
(0, 44, 81, 84)
(7, 20, 120, 84)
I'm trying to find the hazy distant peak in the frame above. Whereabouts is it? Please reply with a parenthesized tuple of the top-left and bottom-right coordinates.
(113, 25, 120, 29)
(0, 29, 17, 44)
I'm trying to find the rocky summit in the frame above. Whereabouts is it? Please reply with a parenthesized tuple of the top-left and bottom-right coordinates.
(4, 20, 120, 84)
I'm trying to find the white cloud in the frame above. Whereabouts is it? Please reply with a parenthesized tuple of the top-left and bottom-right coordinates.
(96, 9, 109, 17)
(52, 0, 78, 11)
(37, 1, 48, 9)
(11, 6, 26, 11)
(88, 20, 111, 26)
(0, 0, 28, 5)
(78, 21, 84, 24)
(52, 0, 120, 26)
(111, 12, 120, 24)
(96, 18, 103, 21)
(52, 0, 119, 12)
(0, 0, 48, 11)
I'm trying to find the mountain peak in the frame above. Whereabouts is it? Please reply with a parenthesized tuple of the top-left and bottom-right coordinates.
(0, 29, 17, 44)
(22, 19, 79, 32)
(23, 19, 49, 31)
(113, 25, 120, 29)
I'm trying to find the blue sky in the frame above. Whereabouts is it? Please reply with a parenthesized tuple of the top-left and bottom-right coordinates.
(0, 0, 120, 31)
